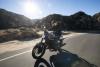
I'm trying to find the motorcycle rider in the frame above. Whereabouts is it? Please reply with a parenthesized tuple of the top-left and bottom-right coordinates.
(43, 28, 55, 50)
(42, 26, 62, 51)
(53, 29, 62, 39)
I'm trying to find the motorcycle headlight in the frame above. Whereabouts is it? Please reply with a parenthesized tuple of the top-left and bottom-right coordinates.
(43, 39, 45, 43)
(57, 40, 60, 43)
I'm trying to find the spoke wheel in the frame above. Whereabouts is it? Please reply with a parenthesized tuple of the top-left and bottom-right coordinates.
(32, 43, 46, 59)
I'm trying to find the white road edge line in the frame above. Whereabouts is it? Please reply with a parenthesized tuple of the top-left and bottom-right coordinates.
(0, 33, 85, 62)
(0, 50, 32, 62)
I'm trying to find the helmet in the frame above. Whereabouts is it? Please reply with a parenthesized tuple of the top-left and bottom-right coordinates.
(53, 29, 62, 37)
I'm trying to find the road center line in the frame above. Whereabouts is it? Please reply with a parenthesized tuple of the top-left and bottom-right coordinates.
(0, 50, 32, 62)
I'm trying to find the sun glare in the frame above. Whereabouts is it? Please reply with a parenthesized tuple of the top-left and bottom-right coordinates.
(21, 1, 42, 18)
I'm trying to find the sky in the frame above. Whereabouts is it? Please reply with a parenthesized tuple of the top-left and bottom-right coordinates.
(0, 0, 100, 19)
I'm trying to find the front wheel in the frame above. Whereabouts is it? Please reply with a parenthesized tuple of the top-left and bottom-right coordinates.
(32, 43, 46, 59)
(34, 58, 51, 67)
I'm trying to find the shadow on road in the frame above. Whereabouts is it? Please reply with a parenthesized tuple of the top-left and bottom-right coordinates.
(34, 50, 97, 67)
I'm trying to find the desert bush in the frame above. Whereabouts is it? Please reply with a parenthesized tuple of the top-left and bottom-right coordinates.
(0, 28, 40, 43)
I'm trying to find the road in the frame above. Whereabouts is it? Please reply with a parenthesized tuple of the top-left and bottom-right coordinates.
(0, 33, 100, 67)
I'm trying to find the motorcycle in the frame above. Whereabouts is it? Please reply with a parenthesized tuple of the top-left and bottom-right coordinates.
(32, 30, 65, 59)
(34, 49, 97, 67)
(32, 30, 97, 67)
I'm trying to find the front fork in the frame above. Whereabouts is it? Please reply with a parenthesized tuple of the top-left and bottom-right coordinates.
(37, 43, 46, 53)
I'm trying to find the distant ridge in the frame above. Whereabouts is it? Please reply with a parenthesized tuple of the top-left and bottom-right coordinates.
(0, 8, 34, 29)
(0, 8, 100, 31)
(34, 11, 100, 30)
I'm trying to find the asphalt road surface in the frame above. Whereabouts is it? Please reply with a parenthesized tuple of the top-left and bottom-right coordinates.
(0, 33, 100, 67)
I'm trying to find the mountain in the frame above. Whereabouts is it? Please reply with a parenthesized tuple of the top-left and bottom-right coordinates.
(35, 11, 100, 31)
(0, 8, 34, 29)
(70, 11, 95, 30)
(41, 14, 64, 30)
(93, 12, 100, 22)
(93, 12, 100, 29)
(0, 8, 100, 31)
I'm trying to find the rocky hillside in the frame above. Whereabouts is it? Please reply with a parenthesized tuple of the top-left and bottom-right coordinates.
(0, 8, 34, 29)
(0, 8, 100, 31)
(35, 11, 100, 31)
(0, 8, 41, 43)
(93, 12, 100, 29)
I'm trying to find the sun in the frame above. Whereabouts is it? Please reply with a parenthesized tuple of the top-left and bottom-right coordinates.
(21, 1, 42, 18)
(23, 2, 38, 14)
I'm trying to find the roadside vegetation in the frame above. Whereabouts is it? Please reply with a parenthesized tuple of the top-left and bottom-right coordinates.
(0, 27, 40, 43)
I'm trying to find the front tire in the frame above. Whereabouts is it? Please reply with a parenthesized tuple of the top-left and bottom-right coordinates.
(34, 58, 51, 67)
(32, 43, 46, 59)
